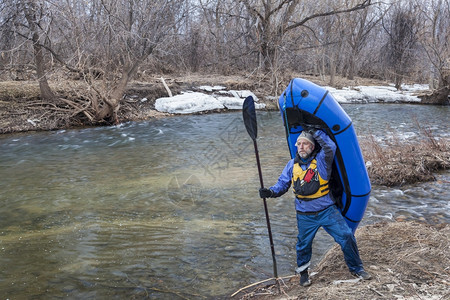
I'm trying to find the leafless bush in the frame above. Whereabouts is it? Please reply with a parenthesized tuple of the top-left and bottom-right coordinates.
(361, 131, 450, 186)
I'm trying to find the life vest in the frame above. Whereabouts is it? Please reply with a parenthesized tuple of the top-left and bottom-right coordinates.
(292, 159, 330, 200)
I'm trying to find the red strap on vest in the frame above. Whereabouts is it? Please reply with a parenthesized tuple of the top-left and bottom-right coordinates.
(303, 169, 315, 183)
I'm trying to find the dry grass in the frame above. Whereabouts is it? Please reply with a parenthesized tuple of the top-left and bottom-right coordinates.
(360, 131, 450, 186)
(235, 221, 450, 300)
(0, 81, 41, 100)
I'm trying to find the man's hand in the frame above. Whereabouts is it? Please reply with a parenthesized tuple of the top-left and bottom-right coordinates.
(307, 128, 318, 136)
(259, 188, 273, 198)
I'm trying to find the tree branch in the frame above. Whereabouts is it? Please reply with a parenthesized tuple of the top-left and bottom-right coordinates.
(284, 0, 373, 32)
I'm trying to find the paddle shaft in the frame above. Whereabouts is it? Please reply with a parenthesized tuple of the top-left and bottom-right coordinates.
(252, 139, 278, 279)
(242, 96, 278, 280)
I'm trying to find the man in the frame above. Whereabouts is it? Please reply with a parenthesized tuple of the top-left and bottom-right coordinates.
(259, 129, 371, 287)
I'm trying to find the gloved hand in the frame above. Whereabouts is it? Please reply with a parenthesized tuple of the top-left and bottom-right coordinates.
(307, 128, 318, 136)
(259, 188, 273, 198)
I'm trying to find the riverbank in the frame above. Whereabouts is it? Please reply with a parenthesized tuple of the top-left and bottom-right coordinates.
(0, 73, 432, 134)
(1, 74, 449, 187)
(232, 221, 450, 300)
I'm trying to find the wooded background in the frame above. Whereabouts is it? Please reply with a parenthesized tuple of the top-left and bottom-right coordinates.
(1, 0, 449, 123)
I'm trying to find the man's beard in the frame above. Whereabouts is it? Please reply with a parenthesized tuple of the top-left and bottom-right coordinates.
(299, 148, 313, 159)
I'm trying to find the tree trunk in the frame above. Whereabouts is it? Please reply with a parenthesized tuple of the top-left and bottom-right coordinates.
(97, 61, 140, 124)
(347, 50, 357, 80)
(420, 87, 449, 105)
(329, 56, 336, 86)
(260, 34, 277, 73)
(421, 72, 450, 105)
(33, 36, 55, 101)
(394, 74, 403, 90)
(24, 3, 55, 101)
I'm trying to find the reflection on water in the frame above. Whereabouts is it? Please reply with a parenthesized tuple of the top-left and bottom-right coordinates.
(0, 104, 449, 298)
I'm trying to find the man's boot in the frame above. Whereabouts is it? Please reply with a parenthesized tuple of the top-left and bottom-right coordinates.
(300, 269, 311, 287)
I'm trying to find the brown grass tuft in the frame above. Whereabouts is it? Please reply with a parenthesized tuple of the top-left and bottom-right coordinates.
(360, 131, 450, 186)
(235, 221, 450, 300)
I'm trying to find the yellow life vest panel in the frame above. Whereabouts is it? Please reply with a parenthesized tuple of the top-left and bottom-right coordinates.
(292, 159, 330, 200)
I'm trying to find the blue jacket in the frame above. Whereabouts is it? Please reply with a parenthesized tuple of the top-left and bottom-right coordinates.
(270, 130, 337, 212)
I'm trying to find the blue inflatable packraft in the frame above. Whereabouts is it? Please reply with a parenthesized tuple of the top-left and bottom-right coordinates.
(278, 78, 371, 232)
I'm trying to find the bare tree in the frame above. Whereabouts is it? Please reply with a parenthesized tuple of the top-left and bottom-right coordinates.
(23, 0, 55, 101)
(344, 1, 385, 80)
(417, 0, 449, 87)
(1, 0, 186, 124)
(239, 0, 372, 73)
(381, 1, 420, 90)
(304, 13, 344, 85)
(1, 0, 56, 100)
(196, 0, 255, 73)
(78, 0, 186, 123)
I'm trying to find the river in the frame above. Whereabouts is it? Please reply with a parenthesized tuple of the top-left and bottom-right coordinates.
(0, 104, 448, 298)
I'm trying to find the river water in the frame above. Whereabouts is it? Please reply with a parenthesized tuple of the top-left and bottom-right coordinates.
(0, 104, 448, 298)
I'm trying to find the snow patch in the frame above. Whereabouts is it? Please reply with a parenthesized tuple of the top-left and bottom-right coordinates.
(154, 83, 430, 114)
(155, 89, 264, 114)
(326, 84, 428, 103)
(198, 85, 226, 92)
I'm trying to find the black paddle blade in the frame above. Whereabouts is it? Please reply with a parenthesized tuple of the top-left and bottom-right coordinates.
(243, 96, 257, 140)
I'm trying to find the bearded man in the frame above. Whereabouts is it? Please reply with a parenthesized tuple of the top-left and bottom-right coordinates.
(259, 129, 371, 286)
